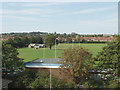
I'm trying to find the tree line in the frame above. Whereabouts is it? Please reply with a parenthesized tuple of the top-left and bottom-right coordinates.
(2, 32, 113, 37)
(4, 34, 59, 50)
(4, 33, 110, 49)
(4, 36, 43, 48)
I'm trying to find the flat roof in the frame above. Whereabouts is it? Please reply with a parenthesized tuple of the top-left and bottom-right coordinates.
(32, 58, 60, 64)
(25, 58, 61, 68)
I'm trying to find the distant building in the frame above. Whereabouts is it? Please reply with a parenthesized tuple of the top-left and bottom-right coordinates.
(81, 37, 113, 42)
(58, 36, 113, 43)
(28, 44, 45, 48)
(28, 44, 36, 48)
(25, 58, 61, 69)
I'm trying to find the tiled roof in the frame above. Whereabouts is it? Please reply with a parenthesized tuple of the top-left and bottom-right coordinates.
(81, 37, 113, 41)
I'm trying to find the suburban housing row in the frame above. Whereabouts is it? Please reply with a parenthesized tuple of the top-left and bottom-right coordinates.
(58, 36, 113, 42)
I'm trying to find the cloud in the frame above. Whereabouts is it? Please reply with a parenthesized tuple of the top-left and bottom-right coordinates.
(75, 18, 118, 34)
(1, 3, 64, 16)
(0, 9, 13, 15)
(1, 8, 60, 16)
(4, 2, 65, 7)
(3, 15, 51, 22)
(21, 3, 62, 7)
(72, 7, 113, 14)
(3, 16, 37, 21)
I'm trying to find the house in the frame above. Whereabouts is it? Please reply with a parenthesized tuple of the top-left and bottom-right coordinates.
(28, 44, 36, 48)
(38, 44, 45, 48)
(81, 37, 113, 42)
(28, 44, 45, 48)
(57, 36, 113, 43)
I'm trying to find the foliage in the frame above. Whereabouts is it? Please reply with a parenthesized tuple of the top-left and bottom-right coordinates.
(45, 34, 58, 50)
(15, 69, 37, 88)
(29, 36, 43, 44)
(107, 77, 119, 88)
(95, 36, 120, 75)
(60, 46, 93, 86)
(30, 71, 76, 88)
(51, 75, 75, 88)
(30, 71, 50, 88)
(95, 36, 120, 88)
(4, 36, 43, 48)
(16, 69, 75, 88)
(2, 42, 23, 72)
(83, 78, 103, 88)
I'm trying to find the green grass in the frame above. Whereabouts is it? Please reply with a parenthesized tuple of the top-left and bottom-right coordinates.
(18, 43, 106, 62)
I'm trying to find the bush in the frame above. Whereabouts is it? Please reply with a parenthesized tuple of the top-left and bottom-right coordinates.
(83, 78, 103, 88)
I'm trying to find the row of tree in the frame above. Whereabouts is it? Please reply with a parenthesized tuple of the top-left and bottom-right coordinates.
(2, 32, 112, 38)
(4, 36, 43, 48)
(4, 33, 108, 50)
(4, 34, 59, 50)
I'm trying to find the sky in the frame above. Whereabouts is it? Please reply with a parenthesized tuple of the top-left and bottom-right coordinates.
(1, 2, 118, 34)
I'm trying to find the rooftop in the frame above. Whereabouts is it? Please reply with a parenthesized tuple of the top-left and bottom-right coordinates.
(25, 58, 61, 68)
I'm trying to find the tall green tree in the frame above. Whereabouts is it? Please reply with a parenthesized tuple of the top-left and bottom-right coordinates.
(2, 42, 23, 72)
(45, 34, 57, 50)
(14, 37, 22, 48)
(5, 38, 15, 47)
(29, 36, 36, 43)
(95, 36, 120, 75)
(34, 36, 43, 44)
(95, 36, 120, 88)
(21, 36, 30, 47)
(60, 46, 93, 86)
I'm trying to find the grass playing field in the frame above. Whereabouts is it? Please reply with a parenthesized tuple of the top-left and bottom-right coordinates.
(18, 43, 106, 62)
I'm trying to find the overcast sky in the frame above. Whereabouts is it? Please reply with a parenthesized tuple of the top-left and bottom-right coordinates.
(1, 2, 118, 34)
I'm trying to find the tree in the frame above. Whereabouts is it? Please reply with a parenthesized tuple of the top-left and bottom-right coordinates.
(13, 37, 22, 48)
(16, 69, 75, 88)
(95, 36, 120, 75)
(29, 36, 43, 44)
(30, 71, 75, 88)
(76, 36, 81, 43)
(4, 38, 15, 47)
(34, 36, 43, 44)
(60, 46, 93, 86)
(66, 37, 72, 43)
(2, 42, 23, 73)
(45, 34, 57, 50)
(29, 36, 36, 43)
(21, 36, 30, 47)
(95, 36, 120, 88)
(15, 69, 37, 88)
(83, 78, 103, 88)
(30, 71, 50, 88)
